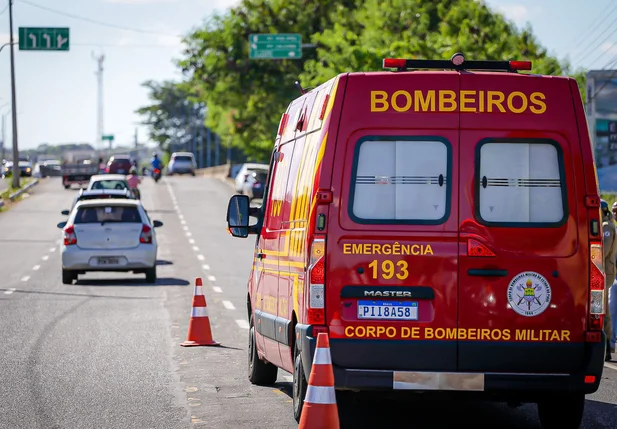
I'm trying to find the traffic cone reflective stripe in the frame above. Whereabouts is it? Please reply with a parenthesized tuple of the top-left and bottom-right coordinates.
(299, 332, 340, 429)
(180, 277, 220, 347)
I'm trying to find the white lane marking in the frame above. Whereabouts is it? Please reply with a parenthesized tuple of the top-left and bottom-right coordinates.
(197, 254, 205, 261)
(178, 214, 184, 220)
(606, 362, 617, 371)
(21, 276, 30, 282)
(32, 265, 40, 271)
(183, 226, 189, 231)
(236, 319, 250, 329)
(180, 219, 186, 225)
(4, 288, 16, 295)
(173, 205, 179, 211)
(212, 286, 223, 293)
(202, 264, 210, 271)
(186, 232, 192, 237)
(192, 246, 200, 252)
(42, 255, 49, 261)
(222, 300, 236, 310)
(188, 238, 195, 244)
(50, 247, 56, 252)
(207, 275, 216, 282)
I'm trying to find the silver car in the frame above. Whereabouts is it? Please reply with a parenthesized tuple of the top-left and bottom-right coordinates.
(168, 152, 197, 176)
(57, 199, 163, 285)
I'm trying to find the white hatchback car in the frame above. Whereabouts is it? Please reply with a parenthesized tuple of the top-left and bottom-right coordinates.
(57, 199, 163, 285)
(87, 174, 130, 191)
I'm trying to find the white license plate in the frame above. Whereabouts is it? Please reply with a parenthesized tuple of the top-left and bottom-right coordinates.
(117, 169, 125, 174)
(98, 257, 119, 265)
(358, 300, 418, 320)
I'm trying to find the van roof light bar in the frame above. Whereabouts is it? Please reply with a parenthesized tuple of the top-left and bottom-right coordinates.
(383, 53, 532, 73)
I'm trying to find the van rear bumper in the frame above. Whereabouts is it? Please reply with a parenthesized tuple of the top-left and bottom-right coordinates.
(295, 324, 605, 399)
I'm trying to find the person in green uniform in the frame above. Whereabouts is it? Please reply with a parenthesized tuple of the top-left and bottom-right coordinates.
(601, 200, 616, 361)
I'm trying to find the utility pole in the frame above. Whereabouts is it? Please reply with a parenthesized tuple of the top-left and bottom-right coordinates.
(134, 128, 138, 148)
(92, 52, 105, 152)
(9, 0, 20, 188)
(206, 128, 212, 168)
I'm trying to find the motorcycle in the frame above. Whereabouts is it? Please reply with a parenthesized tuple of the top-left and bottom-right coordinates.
(152, 168, 162, 183)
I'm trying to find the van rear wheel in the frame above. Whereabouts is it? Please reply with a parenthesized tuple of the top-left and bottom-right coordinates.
(248, 318, 278, 385)
(537, 393, 585, 429)
(292, 341, 308, 422)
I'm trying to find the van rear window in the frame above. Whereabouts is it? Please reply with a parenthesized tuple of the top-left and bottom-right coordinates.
(349, 137, 451, 224)
(476, 140, 567, 226)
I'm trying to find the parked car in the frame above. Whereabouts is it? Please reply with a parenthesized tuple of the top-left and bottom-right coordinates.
(168, 152, 197, 176)
(234, 163, 269, 193)
(61, 189, 135, 216)
(105, 155, 133, 174)
(86, 174, 130, 191)
(241, 170, 268, 201)
(57, 199, 163, 284)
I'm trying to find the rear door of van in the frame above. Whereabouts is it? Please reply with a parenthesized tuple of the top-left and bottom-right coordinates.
(327, 72, 460, 372)
(457, 73, 587, 374)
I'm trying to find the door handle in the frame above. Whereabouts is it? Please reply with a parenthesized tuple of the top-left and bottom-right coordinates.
(468, 269, 508, 277)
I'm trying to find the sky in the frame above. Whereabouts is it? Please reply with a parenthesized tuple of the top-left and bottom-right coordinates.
(0, 0, 616, 151)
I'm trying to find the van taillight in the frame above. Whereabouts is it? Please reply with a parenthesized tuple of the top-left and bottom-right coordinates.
(307, 236, 326, 325)
(63, 225, 77, 246)
(588, 242, 605, 332)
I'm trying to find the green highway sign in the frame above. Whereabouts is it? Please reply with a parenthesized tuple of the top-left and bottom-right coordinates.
(102, 135, 114, 141)
(249, 34, 302, 59)
(18, 27, 70, 51)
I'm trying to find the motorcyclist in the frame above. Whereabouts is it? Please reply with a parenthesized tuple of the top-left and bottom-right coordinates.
(127, 167, 141, 199)
(151, 152, 163, 176)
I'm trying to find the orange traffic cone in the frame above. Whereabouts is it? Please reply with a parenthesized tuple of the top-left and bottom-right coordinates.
(299, 332, 340, 429)
(180, 277, 220, 347)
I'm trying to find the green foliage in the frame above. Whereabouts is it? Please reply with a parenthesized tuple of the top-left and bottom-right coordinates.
(140, 0, 587, 160)
(136, 80, 205, 155)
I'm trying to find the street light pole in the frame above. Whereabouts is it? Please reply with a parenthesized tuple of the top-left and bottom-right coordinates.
(8, 0, 20, 189)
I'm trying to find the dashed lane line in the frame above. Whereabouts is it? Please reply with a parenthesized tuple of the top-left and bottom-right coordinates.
(192, 246, 200, 252)
(186, 232, 192, 237)
(188, 238, 195, 244)
(202, 264, 210, 271)
(180, 219, 186, 225)
(197, 254, 205, 261)
(32, 265, 40, 271)
(212, 286, 223, 293)
(207, 275, 216, 282)
(42, 255, 49, 261)
(49, 247, 56, 252)
(183, 226, 189, 231)
(235, 319, 250, 329)
(222, 300, 236, 310)
(4, 288, 16, 295)
(21, 276, 30, 282)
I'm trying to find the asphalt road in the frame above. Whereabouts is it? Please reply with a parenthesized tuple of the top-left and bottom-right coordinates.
(0, 176, 616, 429)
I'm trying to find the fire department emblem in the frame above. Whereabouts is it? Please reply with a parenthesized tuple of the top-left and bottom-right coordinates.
(507, 271, 551, 317)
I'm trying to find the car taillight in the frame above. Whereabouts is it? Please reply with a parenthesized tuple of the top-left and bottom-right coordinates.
(63, 225, 77, 246)
(307, 236, 326, 325)
(140, 225, 153, 244)
(588, 242, 605, 332)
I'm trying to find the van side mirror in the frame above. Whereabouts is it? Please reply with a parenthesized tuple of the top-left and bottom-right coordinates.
(152, 220, 163, 228)
(57, 221, 67, 229)
(61, 209, 70, 216)
(226, 195, 251, 238)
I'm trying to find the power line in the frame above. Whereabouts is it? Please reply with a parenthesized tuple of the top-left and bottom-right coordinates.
(588, 40, 617, 69)
(578, 17, 617, 62)
(567, 1, 617, 53)
(18, 0, 182, 37)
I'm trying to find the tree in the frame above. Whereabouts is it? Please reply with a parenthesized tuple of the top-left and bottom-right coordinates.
(174, 0, 585, 160)
(136, 80, 206, 154)
(177, 0, 359, 161)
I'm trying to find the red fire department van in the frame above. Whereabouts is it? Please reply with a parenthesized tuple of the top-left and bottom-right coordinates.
(226, 53, 606, 428)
